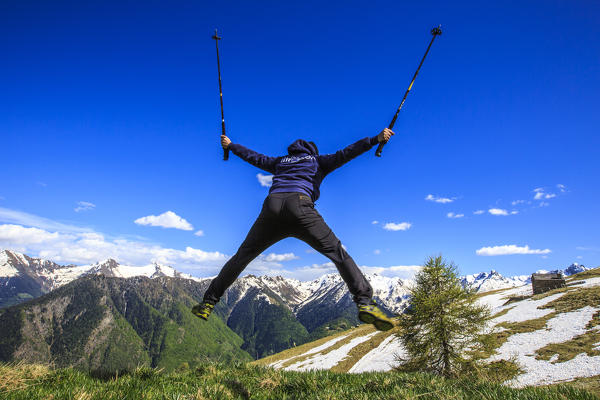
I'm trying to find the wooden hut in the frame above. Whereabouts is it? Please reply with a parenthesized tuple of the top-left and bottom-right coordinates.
(531, 272, 566, 295)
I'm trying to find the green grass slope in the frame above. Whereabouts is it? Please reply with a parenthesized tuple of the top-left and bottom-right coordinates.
(0, 362, 596, 400)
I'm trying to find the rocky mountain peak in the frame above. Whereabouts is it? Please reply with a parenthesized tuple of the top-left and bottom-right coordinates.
(564, 263, 588, 276)
(88, 259, 121, 277)
(461, 269, 530, 292)
(2, 249, 30, 268)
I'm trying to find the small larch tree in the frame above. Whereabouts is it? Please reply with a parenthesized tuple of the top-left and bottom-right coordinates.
(398, 255, 490, 377)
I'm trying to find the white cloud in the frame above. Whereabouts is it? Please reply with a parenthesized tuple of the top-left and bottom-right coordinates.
(263, 252, 299, 262)
(271, 262, 336, 281)
(36, 181, 47, 187)
(510, 210, 518, 215)
(0, 223, 227, 270)
(75, 201, 96, 213)
(134, 211, 193, 231)
(194, 230, 205, 237)
(0, 209, 305, 278)
(476, 244, 551, 256)
(0, 213, 427, 282)
(557, 184, 567, 193)
(539, 202, 549, 207)
(371, 220, 379, 225)
(383, 222, 412, 231)
(511, 200, 526, 206)
(0, 224, 61, 245)
(362, 265, 423, 280)
(473, 210, 485, 215)
(533, 187, 556, 200)
(576, 246, 600, 252)
(488, 208, 509, 216)
(577, 256, 583, 260)
(0, 207, 90, 233)
(447, 212, 464, 219)
(373, 249, 381, 255)
(230, 252, 302, 277)
(425, 194, 454, 204)
(257, 173, 273, 187)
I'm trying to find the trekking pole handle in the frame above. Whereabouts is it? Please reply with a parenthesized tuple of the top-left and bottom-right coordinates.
(376, 25, 442, 157)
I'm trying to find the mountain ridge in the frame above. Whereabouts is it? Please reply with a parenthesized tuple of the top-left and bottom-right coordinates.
(0, 248, 593, 372)
(1, 249, 589, 313)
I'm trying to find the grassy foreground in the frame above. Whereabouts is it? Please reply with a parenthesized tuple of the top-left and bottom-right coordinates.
(0, 362, 597, 400)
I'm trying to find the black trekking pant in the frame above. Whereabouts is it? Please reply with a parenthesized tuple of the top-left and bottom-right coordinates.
(203, 192, 373, 305)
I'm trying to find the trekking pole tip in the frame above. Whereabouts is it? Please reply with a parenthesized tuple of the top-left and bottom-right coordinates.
(431, 25, 442, 36)
(212, 28, 222, 41)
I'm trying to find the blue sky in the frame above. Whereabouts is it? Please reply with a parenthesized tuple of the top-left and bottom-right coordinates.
(1, 1, 599, 280)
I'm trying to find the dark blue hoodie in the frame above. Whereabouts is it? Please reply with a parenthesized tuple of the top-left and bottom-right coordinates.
(228, 136, 379, 202)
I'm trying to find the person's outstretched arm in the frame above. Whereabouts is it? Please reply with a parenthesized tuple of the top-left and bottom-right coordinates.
(318, 128, 394, 175)
(221, 135, 279, 174)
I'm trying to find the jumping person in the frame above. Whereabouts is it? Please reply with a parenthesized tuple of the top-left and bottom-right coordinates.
(192, 128, 396, 331)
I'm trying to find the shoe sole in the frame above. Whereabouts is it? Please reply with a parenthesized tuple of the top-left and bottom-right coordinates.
(191, 308, 210, 321)
(358, 311, 394, 331)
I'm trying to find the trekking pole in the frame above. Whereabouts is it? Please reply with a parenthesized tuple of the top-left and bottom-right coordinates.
(375, 26, 442, 157)
(212, 29, 229, 161)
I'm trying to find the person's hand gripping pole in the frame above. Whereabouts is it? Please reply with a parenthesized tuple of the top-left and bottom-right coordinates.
(377, 128, 395, 144)
(221, 134, 231, 150)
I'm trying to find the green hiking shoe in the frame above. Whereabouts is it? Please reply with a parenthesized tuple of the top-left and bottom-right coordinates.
(191, 302, 214, 321)
(357, 300, 394, 331)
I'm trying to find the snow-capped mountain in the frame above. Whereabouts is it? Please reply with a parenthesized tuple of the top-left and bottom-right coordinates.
(563, 263, 589, 276)
(0, 250, 204, 307)
(460, 270, 530, 292)
(0, 249, 91, 290)
(83, 258, 201, 280)
(1, 248, 589, 316)
(2, 249, 595, 364)
(459, 264, 590, 293)
(535, 263, 589, 277)
(290, 272, 413, 313)
(0, 250, 92, 307)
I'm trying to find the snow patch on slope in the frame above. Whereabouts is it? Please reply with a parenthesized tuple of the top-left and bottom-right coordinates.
(267, 272, 600, 388)
(284, 332, 379, 371)
(491, 292, 567, 325)
(44, 265, 94, 288)
(349, 334, 405, 373)
(489, 306, 600, 387)
(0, 251, 19, 277)
(268, 333, 353, 369)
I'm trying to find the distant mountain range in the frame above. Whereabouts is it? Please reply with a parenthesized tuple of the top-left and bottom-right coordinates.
(460, 264, 588, 292)
(1, 249, 587, 310)
(0, 249, 589, 370)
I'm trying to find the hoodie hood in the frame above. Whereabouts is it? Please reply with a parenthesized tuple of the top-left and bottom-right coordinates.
(287, 139, 318, 155)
